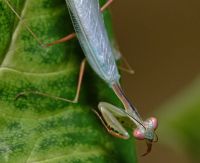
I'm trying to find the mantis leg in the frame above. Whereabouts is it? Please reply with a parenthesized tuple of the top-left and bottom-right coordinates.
(100, 0, 115, 12)
(44, 0, 115, 47)
(16, 59, 86, 104)
(5, 0, 115, 47)
(112, 47, 135, 74)
(94, 102, 130, 139)
(4, 0, 43, 46)
(119, 55, 135, 74)
(44, 33, 76, 47)
(102, 0, 134, 75)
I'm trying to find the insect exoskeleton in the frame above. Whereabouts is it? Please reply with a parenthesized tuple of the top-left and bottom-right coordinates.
(133, 117, 158, 140)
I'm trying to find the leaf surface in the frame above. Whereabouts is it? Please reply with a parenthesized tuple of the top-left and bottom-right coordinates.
(0, 0, 137, 162)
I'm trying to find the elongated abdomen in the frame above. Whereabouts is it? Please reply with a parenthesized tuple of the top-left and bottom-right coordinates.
(66, 0, 120, 84)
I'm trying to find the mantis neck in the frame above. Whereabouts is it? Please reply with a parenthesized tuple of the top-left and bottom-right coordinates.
(112, 83, 143, 127)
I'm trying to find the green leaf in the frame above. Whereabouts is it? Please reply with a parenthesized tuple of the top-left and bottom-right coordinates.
(157, 77, 200, 162)
(0, 0, 137, 162)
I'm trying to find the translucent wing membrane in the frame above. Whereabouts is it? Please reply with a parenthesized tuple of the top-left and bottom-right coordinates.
(65, 0, 120, 84)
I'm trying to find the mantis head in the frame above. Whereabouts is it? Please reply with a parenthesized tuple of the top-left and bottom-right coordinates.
(133, 117, 158, 156)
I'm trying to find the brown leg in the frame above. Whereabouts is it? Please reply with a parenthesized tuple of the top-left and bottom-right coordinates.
(44, 33, 76, 47)
(16, 59, 86, 103)
(44, 0, 115, 47)
(5, 0, 43, 46)
(101, 0, 114, 12)
(6, 0, 133, 76)
(118, 56, 135, 75)
(6, 0, 115, 47)
(92, 109, 128, 140)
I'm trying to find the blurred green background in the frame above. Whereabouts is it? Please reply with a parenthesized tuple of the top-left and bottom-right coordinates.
(111, 0, 200, 162)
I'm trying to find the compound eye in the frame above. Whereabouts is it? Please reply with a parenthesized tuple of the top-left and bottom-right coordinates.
(149, 117, 158, 130)
(133, 128, 145, 140)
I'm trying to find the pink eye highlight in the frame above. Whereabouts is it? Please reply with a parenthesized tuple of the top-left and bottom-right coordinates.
(133, 128, 145, 140)
(149, 117, 158, 130)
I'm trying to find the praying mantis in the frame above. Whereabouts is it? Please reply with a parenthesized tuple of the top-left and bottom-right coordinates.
(5, 0, 158, 156)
